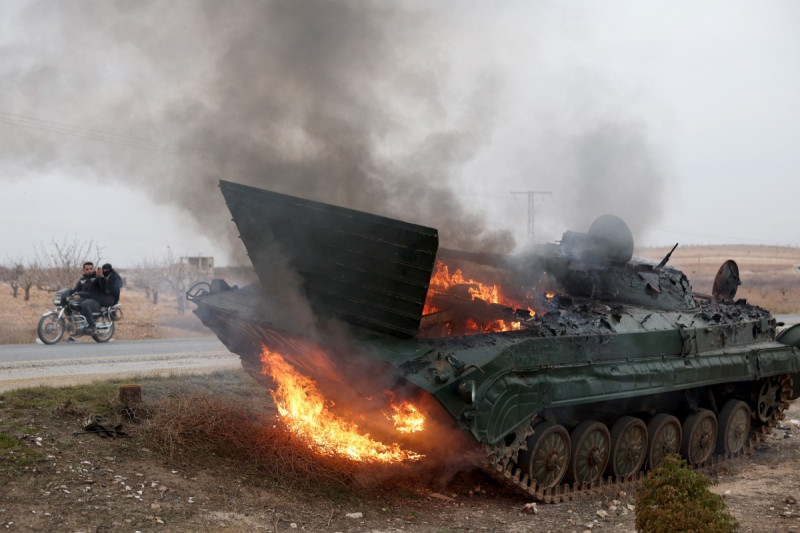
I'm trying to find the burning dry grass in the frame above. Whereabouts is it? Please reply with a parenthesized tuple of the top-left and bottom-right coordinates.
(136, 392, 428, 495)
(260, 346, 425, 464)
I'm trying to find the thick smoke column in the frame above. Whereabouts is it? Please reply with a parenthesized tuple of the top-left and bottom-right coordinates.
(0, 1, 516, 259)
(0, 1, 665, 258)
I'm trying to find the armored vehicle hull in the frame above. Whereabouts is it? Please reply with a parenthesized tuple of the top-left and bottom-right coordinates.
(190, 180, 800, 501)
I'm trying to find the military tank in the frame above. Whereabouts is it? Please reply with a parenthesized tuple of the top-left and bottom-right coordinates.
(189, 179, 800, 502)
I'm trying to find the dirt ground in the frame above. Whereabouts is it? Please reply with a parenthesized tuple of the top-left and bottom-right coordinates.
(2, 387, 800, 533)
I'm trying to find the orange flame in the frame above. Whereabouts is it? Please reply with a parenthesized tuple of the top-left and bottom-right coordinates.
(425, 261, 522, 312)
(466, 318, 521, 333)
(421, 261, 558, 336)
(389, 402, 425, 433)
(260, 346, 423, 463)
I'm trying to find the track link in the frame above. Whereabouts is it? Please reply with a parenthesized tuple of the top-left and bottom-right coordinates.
(483, 375, 794, 503)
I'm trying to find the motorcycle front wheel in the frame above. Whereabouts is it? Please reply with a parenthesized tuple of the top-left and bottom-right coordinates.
(38, 314, 66, 344)
(92, 318, 115, 343)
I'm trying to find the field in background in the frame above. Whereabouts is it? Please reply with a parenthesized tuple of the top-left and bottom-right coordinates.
(636, 244, 800, 314)
(0, 281, 211, 345)
(2, 245, 799, 344)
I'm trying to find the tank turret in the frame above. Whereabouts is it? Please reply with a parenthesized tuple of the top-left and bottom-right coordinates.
(189, 180, 800, 502)
(533, 214, 697, 310)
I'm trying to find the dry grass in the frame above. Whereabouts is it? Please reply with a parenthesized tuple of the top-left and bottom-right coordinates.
(137, 394, 352, 490)
(136, 392, 424, 496)
(0, 281, 208, 344)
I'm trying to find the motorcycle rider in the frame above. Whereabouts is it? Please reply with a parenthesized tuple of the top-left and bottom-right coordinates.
(71, 262, 97, 294)
(70, 261, 103, 333)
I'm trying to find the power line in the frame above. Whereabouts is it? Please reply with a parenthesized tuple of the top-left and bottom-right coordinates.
(0, 110, 201, 156)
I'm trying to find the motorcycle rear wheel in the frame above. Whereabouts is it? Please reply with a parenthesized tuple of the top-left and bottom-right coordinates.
(92, 318, 115, 343)
(38, 315, 66, 344)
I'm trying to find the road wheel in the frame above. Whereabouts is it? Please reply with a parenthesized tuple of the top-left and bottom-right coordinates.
(606, 416, 648, 478)
(755, 379, 782, 424)
(647, 413, 681, 469)
(681, 409, 717, 464)
(37, 314, 65, 345)
(716, 400, 751, 455)
(519, 422, 570, 490)
(566, 420, 610, 485)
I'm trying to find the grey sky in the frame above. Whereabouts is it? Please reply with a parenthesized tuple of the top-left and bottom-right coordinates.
(1, 1, 798, 268)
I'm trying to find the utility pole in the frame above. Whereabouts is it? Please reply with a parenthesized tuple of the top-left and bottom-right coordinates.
(511, 191, 552, 242)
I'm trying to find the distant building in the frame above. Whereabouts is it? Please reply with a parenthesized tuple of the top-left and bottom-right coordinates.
(180, 256, 214, 273)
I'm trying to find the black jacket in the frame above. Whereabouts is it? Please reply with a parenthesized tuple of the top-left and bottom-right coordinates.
(71, 273, 99, 297)
(98, 270, 123, 307)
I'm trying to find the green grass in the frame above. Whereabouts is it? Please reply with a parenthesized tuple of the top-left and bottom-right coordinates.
(0, 432, 44, 473)
(0, 371, 263, 445)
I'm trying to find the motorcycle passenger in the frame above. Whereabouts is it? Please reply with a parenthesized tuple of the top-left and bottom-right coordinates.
(70, 261, 103, 333)
(98, 263, 122, 307)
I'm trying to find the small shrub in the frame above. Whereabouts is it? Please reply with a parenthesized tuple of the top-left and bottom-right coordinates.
(635, 454, 737, 533)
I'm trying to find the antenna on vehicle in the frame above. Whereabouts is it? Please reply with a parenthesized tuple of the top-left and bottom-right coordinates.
(655, 243, 679, 270)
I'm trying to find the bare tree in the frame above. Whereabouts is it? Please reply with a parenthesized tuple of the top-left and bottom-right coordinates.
(161, 249, 192, 315)
(0, 263, 23, 298)
(130, 257, 163, 305)
(21, 265, 35, 301)
(32, 237, 103, 292)
(0, 261, 37, 300)
(0, 265, 10, 295)
(132, 248, 212, 311)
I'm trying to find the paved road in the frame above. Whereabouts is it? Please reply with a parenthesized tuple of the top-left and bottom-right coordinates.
(0, 336, 241, 392)
(777, 314, 800, 327)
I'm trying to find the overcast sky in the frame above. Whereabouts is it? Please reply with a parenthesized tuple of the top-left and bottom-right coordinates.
(1, 1, 798, 268)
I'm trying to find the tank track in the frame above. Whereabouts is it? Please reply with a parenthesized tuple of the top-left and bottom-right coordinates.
(482, 375, 794, 503)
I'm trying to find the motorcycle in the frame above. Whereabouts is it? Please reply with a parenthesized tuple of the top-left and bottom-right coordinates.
(37, 288, 123, 344)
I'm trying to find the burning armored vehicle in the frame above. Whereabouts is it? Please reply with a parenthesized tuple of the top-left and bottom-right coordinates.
(189, 180, 800, 501)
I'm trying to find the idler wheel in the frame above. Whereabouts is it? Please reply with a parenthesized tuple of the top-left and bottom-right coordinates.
(680, 409, 717, 464)
(566, 420, 610, 485)
(755, 379, 782, 424)
(716, 400, 751, 455)
(519, 422, 570, 490)
(646, 414, 681, 469)
(606, 416, 648, 478)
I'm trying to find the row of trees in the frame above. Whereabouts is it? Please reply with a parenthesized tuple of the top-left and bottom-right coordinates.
(0, 237, 102, 301)
(129, 247, 201, 314)
(1, 238, 212, 314)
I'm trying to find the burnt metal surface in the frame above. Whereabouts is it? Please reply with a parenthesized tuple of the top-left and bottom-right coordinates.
(192, 180, 800, 502)
(713, 259, 742, 301)
(220, 180, 438, 337)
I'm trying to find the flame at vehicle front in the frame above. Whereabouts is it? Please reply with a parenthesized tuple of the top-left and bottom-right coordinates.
(260, 346, 424, 463)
